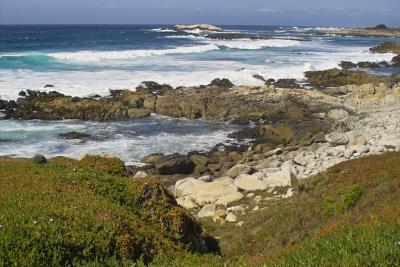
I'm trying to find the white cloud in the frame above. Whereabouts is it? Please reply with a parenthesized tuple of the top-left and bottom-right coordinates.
(258, 8, 279, 13)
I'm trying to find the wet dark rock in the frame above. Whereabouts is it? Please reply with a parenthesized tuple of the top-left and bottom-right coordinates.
(208, 78, 234, 88)
(266, 78, 276, 85)
(154, 154, 195, 175)
(18, 91, 27, 97)
(357, 61, 381, 68)
(274, 79, 301, 88)
(392, 55, 400, 66)
(136, 81, 173, 95)
(340, 61, 357, 69)
(44, 84, 54, 88)
(230, 119, 332, 147)
(5, 89, 154, 121)
(189, 154, 209, 167)
(141, 153, 165, 165)
(0, 138, 13, 143)
(253, 74, 267, 83)
(32, 154, 47, 164)
(59, 132, 92, 140)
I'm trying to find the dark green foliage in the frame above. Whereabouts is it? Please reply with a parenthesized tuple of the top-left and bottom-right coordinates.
(0, 156, 205, 266)
(32, 153, 47, 164)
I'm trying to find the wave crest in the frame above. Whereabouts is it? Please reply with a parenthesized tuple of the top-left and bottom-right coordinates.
(48, 44, 220, 62)
(206, 39, 301, 50)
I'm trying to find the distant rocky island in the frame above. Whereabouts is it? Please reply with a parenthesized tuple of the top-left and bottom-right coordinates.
(173, 24, 223, 32)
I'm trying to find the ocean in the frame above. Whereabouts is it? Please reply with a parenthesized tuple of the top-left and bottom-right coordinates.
(0, 24, 397, 163)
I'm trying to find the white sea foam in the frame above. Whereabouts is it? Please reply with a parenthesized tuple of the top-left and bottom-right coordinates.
(164, 35, 206, 39)
(205, 39, 301, 50)
(150, 28, 177, 33)
(0, 117, 238, 164)
(0, 45, 394, 100)
(48, 44, 220, 63)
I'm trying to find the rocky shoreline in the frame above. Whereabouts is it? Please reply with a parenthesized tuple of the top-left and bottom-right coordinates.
(313, 25, 400, 38)
(1, 42, 400, 224)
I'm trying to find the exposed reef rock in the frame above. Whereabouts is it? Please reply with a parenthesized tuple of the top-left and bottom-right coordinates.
(370, 42, 400, 54)
(314, 28, 400, 38)
(3, 89, 154, 121)
(305, 69, 389, 88)
(59, 132, 92, 140)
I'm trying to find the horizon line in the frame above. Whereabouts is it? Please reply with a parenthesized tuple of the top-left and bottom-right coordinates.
(0, 22, 386, 28)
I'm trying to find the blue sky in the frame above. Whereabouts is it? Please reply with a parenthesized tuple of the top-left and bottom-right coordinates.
(1, 0, 399, 27)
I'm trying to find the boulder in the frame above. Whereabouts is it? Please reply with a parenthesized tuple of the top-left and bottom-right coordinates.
(208, 78, 234, 88)
(345, 131, 368, 146)
(339, 61, 357, 69)
(294, 150, 316, 166)
(197, 175, 212, 182)
(176, 196, 198, 209)
(215, 191, 244, 206)
(133, 171, 148, 179)
(377, 136, 400, 149)
(273, 79, 300, 88)
(59, 131, 92, 140)
(175, 178, 206, 197)
(344, 145, 370, 159)
(141, 153, 165, 164)
(176, 178, 241, 206)
(189, 154, 209, 166)
(236, 221, 245, 227)
(227, 205, 247, 215)
(225, 164, 253, 178)
(212, 209, 227, 222)
(234, 174, 268, 191)
(264, 148, 283, 157)
(326, 133, 349, 146)
(264, 168, 294, 187)
(155, 155, 195, 175)
(225, 213, 238, 223)
(197, 204, 216, 218)
(327, 109, 350, 120)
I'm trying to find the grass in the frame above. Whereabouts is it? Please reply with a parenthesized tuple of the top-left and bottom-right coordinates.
(1, 152, 400, 266)
(0, 155, 205, 266)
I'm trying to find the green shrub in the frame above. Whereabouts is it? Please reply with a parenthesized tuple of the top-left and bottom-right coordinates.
(336, 184, 364, 213)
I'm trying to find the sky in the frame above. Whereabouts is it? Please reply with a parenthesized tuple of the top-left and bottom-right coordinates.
(1, 0, 399, 27)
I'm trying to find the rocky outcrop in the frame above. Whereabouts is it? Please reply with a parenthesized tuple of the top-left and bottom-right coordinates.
(370, 42, 400, 54)
(327, 83, 400, 112)
(314, 28, 400, 38)
(3, 89, 155, 121)
(59, 132, 92, 140)
(305, 69, 389, 88)
(174, 24, 223, 32)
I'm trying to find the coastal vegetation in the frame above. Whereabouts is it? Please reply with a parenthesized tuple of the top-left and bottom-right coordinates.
(1, 152, 400, 266)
